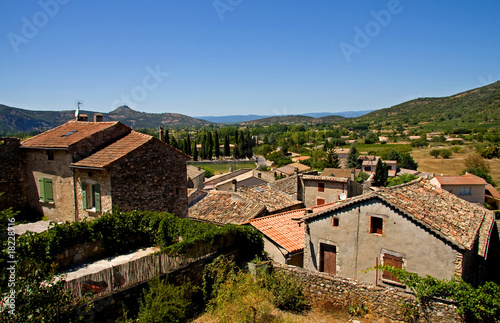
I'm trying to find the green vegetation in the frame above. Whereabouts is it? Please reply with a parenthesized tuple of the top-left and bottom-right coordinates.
(202, 256, 309, 322)
(386, 174, 419, 187)
(190, 162, 257, 175)
(462, 153, 497, 186)
(372, 265, 500, 322)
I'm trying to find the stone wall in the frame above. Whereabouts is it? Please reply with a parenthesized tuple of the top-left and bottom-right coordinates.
(110, 138, 188, 218)
(276, 264, 461, 322)
(55, 241, 105, 268)
(0, 138, 27, 211)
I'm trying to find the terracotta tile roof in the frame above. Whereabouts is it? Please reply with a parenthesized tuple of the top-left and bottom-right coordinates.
(276, 163, 311, 175)
(203, 169, 252, 189)
(187, 165, 205, 179)
(249, 201, 339, 254)
(270, 175, 298, 198)
(250, 209, 305, 254)
(291, 156, 311, 162)
(304, 179, 495, 256)
(237, 183, 304, 213)
(188, 190, 266, 225)
(301, 175, 349, 183)
(485, 184, 500, 199)
(434, 173, 488, 186)
(321, 168, 360, 178)
(71, 131, 153, 168)
(21, 121, 123, 148)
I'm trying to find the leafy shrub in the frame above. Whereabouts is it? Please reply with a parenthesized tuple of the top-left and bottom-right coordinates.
(262, 270, 310, 313)
(430, 149, 441, 158)
(198, 165, 215, 178)
(137, 277, 198, 323)
(440, 149, 453, 158)
(386, 174, 419, 187)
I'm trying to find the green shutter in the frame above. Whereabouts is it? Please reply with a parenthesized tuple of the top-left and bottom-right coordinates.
(39, 178, 45, 201)
(94, 184, 101, 212)
(44, 179, 53, 202)
(81, 182, 87, 209)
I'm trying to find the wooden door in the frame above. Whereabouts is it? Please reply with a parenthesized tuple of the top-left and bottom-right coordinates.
(320, 244, 336, 275)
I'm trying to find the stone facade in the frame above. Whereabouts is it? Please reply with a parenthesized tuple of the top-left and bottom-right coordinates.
(299, 175, 363, 208)
(303, 196, 482, 286)
(24, 149, 76, 222)
(276, 264, 461, 322)
(0, 138, 27, 211)
(109, 139, 188, 217)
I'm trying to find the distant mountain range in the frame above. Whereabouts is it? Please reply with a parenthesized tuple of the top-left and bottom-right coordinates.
(197, 110, 373, 124)
(0, 105, 211, 134)
(1, 80, 498, 134)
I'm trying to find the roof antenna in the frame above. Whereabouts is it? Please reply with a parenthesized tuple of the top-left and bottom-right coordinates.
(75, 100, 83, 120)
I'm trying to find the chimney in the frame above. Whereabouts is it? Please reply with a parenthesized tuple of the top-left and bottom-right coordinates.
(93, 113, 103, 122)
(159, 126, 165, 141)
(77, 114, 88, 121)
(232, 179, 238, 192)
(294, 167, 299, 176)
(351, 169, 356, 181)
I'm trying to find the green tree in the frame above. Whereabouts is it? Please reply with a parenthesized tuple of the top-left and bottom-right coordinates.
(430, 149, 441, 158)
(374, 158, 388, 186)
(192, 141, 198, 161)
(223, 134, 230, 157)
(325, 148, 340, 168)
(186, 134, 192, 156)
(440, 149, 453, 159)
(346, 144, 360, 169)
(214, 130, 220, 159)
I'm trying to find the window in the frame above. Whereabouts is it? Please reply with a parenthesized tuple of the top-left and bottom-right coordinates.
(82, 183, 101, 212)
(382, 252, 404, 284)
(318, 182, 325, 192)
(61, 130, 77, 137)
(47, 150, 54, 160)
(317, 198, 325, 206)
(459, 187, 472, 196)
(332, 218, 339, 227)
(38, 178, 53, 202)
(370, 216, 383, 235)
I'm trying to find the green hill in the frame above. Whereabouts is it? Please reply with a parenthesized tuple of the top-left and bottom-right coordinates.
(355, 81, 500, 128)
(240, 114, 346, 126)
(0, 105, 212, 134)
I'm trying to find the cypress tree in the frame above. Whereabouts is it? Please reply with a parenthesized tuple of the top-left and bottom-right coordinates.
(207, 132, 213, 160)
(165, 129, 170, 144)
(186, 134, 192, 156)
(192, 141, 198, 161)
(224, 134, 230, 157)
(346, 143, 360, 169)
(170, 136, 178, 149)
(214, 130, 220, 159)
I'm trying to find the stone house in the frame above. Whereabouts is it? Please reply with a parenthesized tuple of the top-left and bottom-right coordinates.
(298, 175, 363, 208)
(321, 168, 360, 180)
(430, 173, 487, 204)
(301, 179, 495, 287)
(275, 163, 311, 177)
(187, 165, 205, 189)
(202, 168, 273, 191)
(20, 119, 189, 222)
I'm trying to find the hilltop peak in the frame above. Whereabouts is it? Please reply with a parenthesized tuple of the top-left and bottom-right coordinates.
(111, 105, 135, 113)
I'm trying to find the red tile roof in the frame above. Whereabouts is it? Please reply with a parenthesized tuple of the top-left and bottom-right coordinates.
(304, 179, 495, 257)
(434, 173, 488, 186)
(188, 190, 266, 225)
(237, 184, 304, 213)
(249, 201, 339, 254)
(71, 131, 153, 168)
(21, 121, 123, 148)
(485, 184, 500, 199)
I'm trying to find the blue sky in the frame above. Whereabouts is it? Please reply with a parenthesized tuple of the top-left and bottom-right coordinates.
(1, 1, 499, 116)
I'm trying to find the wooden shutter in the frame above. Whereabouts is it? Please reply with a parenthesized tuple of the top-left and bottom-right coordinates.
(318, 183, 325, 192)
(39, 178, 45, 201)
(317, 198, 325, 205)
(94, 184, 101, 212)
(81, 182, 87, 209)
(44, 179, 53, 202)
(382, 254, 403, 282)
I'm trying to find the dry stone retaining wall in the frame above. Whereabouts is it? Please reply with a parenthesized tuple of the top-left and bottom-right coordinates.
(275, 264, 461, 322)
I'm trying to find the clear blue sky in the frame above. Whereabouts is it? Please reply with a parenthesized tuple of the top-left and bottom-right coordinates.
(1, 1, 499, 116)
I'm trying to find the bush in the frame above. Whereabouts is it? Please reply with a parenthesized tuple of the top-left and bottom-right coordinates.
(386, 174, 419, 187)
(262, 270, 310, 313)
(430, 149, 441, 158)
(440, 149, 453, 158)
(137, 277, 198, 323)
(198, 165, 215, 178)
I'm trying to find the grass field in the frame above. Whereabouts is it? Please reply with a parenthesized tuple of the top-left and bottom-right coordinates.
(190, 162, 256, 175)
(410, 146, 500, 189)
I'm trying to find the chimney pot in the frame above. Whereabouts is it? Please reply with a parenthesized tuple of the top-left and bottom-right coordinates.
(159, 126, 165, 141)
(232, 179, 238, 192)
(77, 114, 89, 121)
(94, 113, 103, 122)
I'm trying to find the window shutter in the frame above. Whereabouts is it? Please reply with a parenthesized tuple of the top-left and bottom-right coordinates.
(39, 178, 45, 201)
(382, 254, 403, 282)
(94, 184, 101, 212)
(81, 182, 87, 209)
(44, 179, 53, 202)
